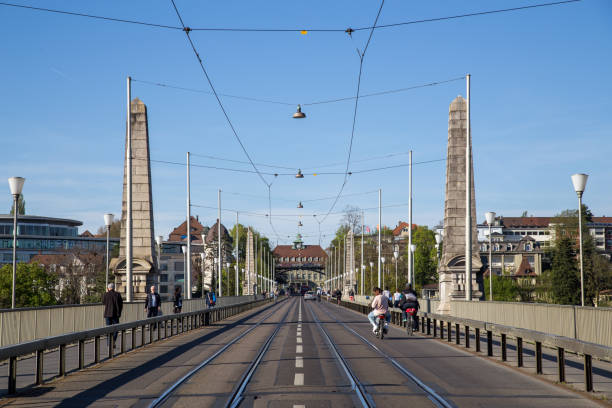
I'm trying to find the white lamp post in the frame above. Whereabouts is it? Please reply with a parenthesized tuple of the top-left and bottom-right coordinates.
(369, 261, 374, 292)
(361, 264, 366, 295)
(410, 244, 416, 287)
(572, 173, 589, 307)
(393, 248, 399, 290)
(104, 213, 114, 290)
(381, 257, 386, 289)
(485, 211, 496, 302)
(226, 262, 230, 296)
(181, 245, 187, 295)
(8, 177, 25, 309)
(435, 233, 442, 260)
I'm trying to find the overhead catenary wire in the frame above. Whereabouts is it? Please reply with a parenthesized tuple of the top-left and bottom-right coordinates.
(0, 1, 581, 33)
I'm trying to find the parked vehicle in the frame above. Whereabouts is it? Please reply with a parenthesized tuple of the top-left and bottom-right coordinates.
(304, 291, 316, 301)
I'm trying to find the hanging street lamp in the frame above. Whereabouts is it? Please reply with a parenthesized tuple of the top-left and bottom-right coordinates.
(292, 104, 306, 119)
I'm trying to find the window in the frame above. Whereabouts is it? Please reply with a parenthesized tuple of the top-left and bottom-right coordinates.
(525, 243, 532, 251)
(174, 274, 184, 281)
(174, 261, 184, 271)
(494, 244, 500, 251)
(160, 285, 168, 293)
(160, 274, 168, 282)
(527, 256, 535, 265)
(506, 244, 512, 251)
(161, 263, 168, 271)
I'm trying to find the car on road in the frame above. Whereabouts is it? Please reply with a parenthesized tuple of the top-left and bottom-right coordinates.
(304, 291, 315, 300)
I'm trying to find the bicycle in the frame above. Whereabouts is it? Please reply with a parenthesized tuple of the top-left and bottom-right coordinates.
(405, 308, 417, 336)
(375, 314, 386, 339)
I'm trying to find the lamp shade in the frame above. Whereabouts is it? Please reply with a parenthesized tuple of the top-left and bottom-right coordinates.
(410, 244, 416, 252)
(104, 213, 114, 227)
(571, 173, 588, 194)
(393, 251, 399, 259)
(381, 257, 385, 263)
(435, 233, 442, 245)
(370, 262, 374, 267)
(485, 211, 496, 225)
(295, 169, 304, 178)
(8, 177, 25, 196)
(181, 245, 186, 254)
(155, 235, 163, 246)
(226, 262, 230, 268)
(362, 264, 366, 270)
(292, 104, 306, 119)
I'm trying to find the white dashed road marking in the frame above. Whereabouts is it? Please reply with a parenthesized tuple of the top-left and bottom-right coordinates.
(294, 373, 304, 386)
(295, 356, 303, 368)
(296, 345, 303, 353)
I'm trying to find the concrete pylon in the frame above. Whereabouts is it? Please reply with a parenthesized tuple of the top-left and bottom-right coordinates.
(243, 228, 256, 295)
(437, 96, 483, 314)
(344, 230, 356, 294)
(110, 98, 157, 300)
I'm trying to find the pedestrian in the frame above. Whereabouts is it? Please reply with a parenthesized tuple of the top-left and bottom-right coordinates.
(102, 283, 123, 348)
(393, 288, 402, 308)
(145, 285, 161, 329)
(383, 286, 392, 307)
(211, 291, 217, 307)
(173, 286, 183, 314)
(349, 289, 355, 301)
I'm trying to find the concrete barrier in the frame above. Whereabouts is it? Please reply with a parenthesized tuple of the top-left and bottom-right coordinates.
(0, 295, 262, 347)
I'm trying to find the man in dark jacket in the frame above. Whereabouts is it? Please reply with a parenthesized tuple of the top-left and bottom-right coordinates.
(145, 285, 162, 328)
(102, 283, 123, 347)
(398, 284, 419, 329)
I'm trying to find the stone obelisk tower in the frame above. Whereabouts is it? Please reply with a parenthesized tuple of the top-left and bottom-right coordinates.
(243, 228, 256, 295)
(110, 98, 157, 300)
(344, 229, 355, 294)
(437, 96, 482, 314)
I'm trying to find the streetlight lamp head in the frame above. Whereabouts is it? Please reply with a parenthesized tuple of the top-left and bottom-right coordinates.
(361, 264, 366, 270)
(226, 262, 230, 269)
(155, 235, 163, 247)
(410, 244, 416, 253)
(8, 177, 25, 196)
(292, 104, 306, 119)
(393, 251, 399, 259)
(381, 257, 386, 263)
(181, 245, 186, 254)
(298, 221, 303, 227)
(485, 211, 496, 225)
(435, 233, 442, 245)
(104, 213, 114, 228)
(297, 201, 303, 209)
(295, 169, 304, 178)
(571, 173, 588, 196)
(369, 261, 374, 267)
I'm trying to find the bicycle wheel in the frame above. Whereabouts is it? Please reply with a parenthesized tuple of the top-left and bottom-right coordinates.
(406, 315, 413, 336)
(378, 319, 384, 339)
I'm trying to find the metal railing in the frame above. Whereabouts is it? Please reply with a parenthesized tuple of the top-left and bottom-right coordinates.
(0, 297, 273, 395)
(335, 298, 612, 393)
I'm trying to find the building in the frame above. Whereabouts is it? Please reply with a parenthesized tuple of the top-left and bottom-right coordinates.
(273, 234, 327, 292)
(392, 221, 417, 240)
(0, 215, 118, 265)
(476, 216, 612, 278)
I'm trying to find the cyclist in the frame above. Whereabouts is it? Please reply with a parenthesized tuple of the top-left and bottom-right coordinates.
(398, 284, 420, 329)
(368, 287, 390, 334)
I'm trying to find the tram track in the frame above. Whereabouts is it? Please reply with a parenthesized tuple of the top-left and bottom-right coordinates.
(306, 300, 455, 408)
(148, 297, 291, 408)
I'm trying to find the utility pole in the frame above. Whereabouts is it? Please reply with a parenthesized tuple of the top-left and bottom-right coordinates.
(378, 188, 382, 288)
(126, 76, 133, 302)
(408, 150, 413, 286)
(465, 74, 472, 301)
(218, 189, 222, 296)
(186, 152, 192, 299)
(235, 211, 239, 296)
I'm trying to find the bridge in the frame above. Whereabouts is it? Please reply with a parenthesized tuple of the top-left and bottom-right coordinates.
(0, 296, 610, 407)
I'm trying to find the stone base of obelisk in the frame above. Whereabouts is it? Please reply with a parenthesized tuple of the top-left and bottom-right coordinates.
(437, 266, 482, 314)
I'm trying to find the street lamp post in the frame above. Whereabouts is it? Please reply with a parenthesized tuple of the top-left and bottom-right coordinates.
(571, 173, 589, 307)
(226, 262, 230, 296)
(410, 244, 416, 287)
(485, 211, 496, 301)
(381, 257, 386, 289)
(393, 248, 399, 290)
(361, 264, 366, 295)
(369, 261, 374, 292)
(104, 214, 114, 290)
(435, 233, 442, 260)
(8, 177, 25, 309)
(181, 245, 187, 295)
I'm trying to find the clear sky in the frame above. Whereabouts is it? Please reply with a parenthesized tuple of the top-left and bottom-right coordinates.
(1, 0, 610, 247)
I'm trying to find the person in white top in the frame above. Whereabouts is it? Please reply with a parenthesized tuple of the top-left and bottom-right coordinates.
(393, 289, 402, 308)
(368, 287, 390, 333)
(382, 287, 391, 301)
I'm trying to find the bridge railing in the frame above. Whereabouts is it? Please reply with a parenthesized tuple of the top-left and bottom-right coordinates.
(0, 295, 258, 348)
(335, 298, 612, 393)
(0, 297, 275, 395)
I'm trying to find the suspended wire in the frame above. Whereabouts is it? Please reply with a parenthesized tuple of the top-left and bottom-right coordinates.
(190, 152, 296, 170)
(1, 1, 580, 32)
(132, 76, 464, 107)
(169, 0, 270, 188)
(319, 0, 385, 224)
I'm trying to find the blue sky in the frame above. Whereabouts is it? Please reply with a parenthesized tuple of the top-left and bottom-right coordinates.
(1, 0, 610, 246)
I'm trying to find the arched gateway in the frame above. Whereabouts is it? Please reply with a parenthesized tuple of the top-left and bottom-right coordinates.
(273, 234, 328, 294)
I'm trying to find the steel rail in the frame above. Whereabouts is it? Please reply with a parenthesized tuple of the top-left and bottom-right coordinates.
(319, 301, 454, 408)
(148, 298, 288, 408)
(305, 300, 374, 408)
(225, 303, 293, 408)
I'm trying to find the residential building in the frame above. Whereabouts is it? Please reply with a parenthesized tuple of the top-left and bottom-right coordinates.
(392, 221, 417, 241)
(273, 234, 327, 291)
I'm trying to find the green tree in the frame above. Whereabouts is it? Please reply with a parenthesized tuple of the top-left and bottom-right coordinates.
(483, 275, 519, 301)
(9, 195, 25, 215)
(549, 237, 580, 305)
(0, 263, 57, 308)
(413, 226, 437, 290)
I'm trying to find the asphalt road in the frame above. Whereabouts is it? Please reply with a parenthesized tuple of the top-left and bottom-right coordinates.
(0, 297, 605, 407)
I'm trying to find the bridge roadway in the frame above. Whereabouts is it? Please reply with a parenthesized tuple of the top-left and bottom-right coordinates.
(0, 297, 603, 407)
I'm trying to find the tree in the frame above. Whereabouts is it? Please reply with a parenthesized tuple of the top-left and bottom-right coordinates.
(549, 237, 580, 305)
(588, 253, 612, 307)
(0, 263, 57, 308)
(341, 205, 362, 234)
(483, 275, 520, 301)
(95, 219, 121, 238)
(9, 195, 25, 215)
(413, 226, 437, 289)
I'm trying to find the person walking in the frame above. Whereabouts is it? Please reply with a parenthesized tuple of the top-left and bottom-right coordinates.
(173, 286, 183, 314)
(102, 283, 123, 348)
(393, 288, 402, 308)
(145, 285, 162, 328)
